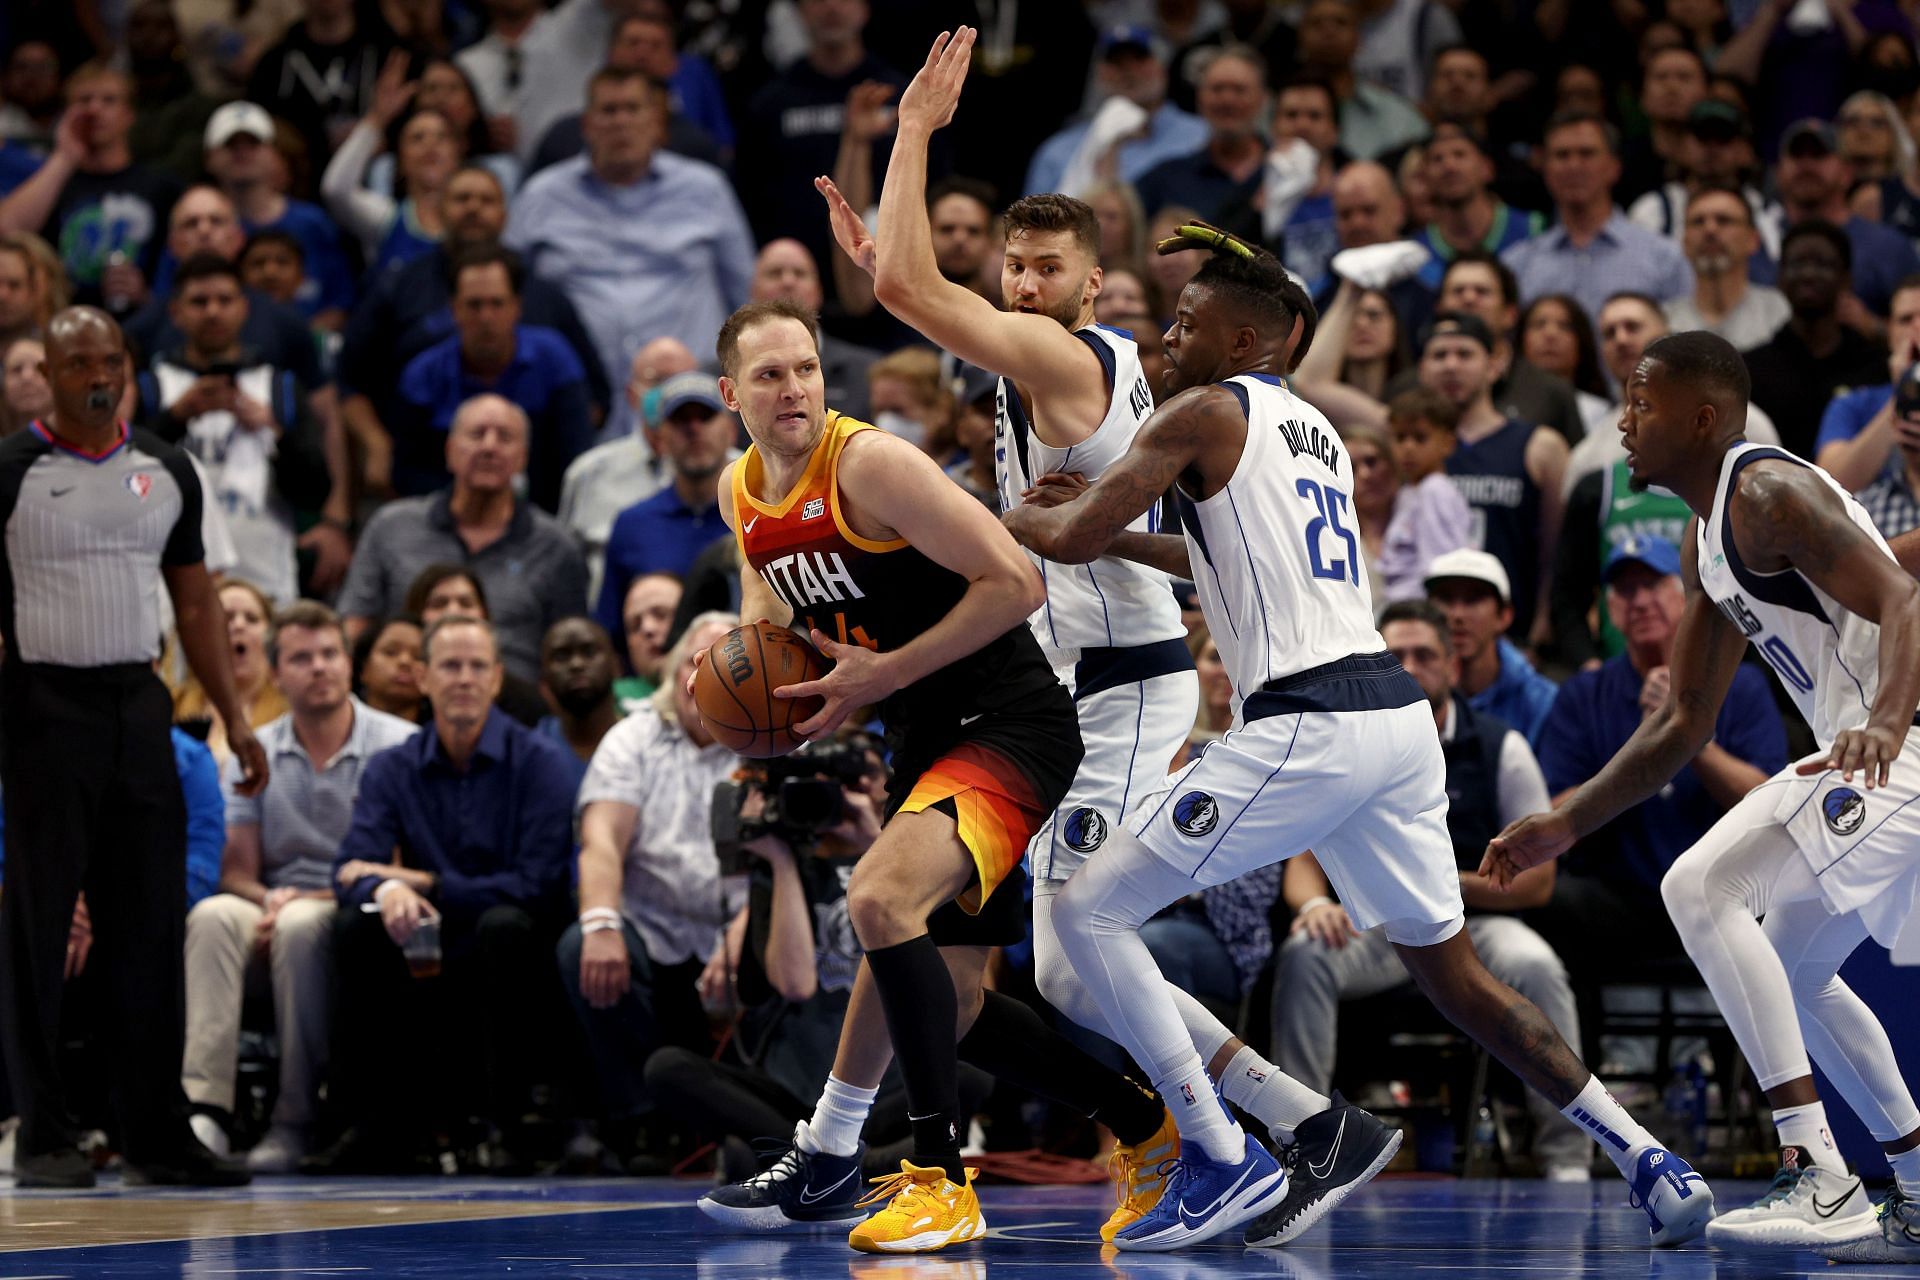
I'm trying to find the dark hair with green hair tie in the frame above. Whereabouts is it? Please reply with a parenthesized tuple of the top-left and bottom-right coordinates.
(1153, 220, 1318, 368)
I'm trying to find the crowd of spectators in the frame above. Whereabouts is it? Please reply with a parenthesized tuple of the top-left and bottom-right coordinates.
(1, 0, 1915, 1180)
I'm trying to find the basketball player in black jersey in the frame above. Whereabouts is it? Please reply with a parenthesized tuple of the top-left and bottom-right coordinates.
(695, 300, 1183, 1253)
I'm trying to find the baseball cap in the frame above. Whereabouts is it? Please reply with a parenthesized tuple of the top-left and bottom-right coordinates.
(1098, 24, 1161, 59)
(655, 372, 724, 420)
(957, 364, 999, 409)
(1424, 548, 1512, 603)
(1782, 118, 1839, 157)
(1418, 311, 1495, 356)
(1604, 534, 1683, 584)
(205, 101, 276, 150)
(1687, 99, 1748, 140)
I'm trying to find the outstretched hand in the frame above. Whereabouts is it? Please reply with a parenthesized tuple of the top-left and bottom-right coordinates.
(894, 27, 976, 136)
(1478, 809, 1576, 891)
(815, 176, 877, 276)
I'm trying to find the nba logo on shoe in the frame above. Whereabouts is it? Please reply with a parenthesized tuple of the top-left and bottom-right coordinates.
(1824, 787, 1866, 836)
(802, 498, 826, 520)
(1181, 1084, 1196, 1105)
(1063, 807, 1107, 852)
(1173, 792, 1218, 837)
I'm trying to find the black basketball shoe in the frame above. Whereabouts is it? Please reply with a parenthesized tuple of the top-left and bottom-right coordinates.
(1244, 1092, 1402, 1248)
(697, 1126, 869, 1231)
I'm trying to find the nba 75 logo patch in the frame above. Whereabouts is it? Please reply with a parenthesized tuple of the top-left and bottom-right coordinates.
(1824, 787, 1865, 836)
(802, 497, 826, 520)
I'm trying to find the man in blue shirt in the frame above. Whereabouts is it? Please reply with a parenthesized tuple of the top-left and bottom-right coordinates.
(508, 69, 754, 375)
(1500, 113, 1693, 320)
(1530, 536, 1786, 980)
(394, 244, 593, 513)
(1425, 549, 1559, 746)
(1814, 279, 1920, 486)
(594, 372, 733, 642)
(320, 615, 577, 1173)
(1132, 47, 1269, 219)
(1023, 27, 1207, 196)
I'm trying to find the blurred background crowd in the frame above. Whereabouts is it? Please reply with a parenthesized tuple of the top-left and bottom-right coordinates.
(0, 0, 1913, 1184)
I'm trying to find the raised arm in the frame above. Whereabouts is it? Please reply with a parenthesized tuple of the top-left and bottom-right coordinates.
(1481, 522, 1748, 885)
(1003, 385, 1243, 565)
(851, 28, 1109, 407)
(1733, 461, 1920, 785)
(823, 81, 895, 319)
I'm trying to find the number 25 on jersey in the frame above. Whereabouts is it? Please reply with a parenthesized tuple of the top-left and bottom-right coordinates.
(1296, 479, 1361, 586)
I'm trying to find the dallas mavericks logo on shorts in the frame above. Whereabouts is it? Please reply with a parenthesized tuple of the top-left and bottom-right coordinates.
(1062, 806, 1108, 853)
(1173, 791, 1219, 837)
(1824, 787, 1866, 836)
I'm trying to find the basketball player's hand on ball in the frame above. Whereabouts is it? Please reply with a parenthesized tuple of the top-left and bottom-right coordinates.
(895, 27, 976, 137)
(1799, 723, 1904, 789)
(1480, 810, 1576, 890)
(777, 629, 895, 740)
(1021, 471, 1089, 509)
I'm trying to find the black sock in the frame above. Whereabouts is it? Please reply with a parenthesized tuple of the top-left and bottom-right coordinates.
(958, 990, 1165, 1147)
(865, 934, 964, 1183)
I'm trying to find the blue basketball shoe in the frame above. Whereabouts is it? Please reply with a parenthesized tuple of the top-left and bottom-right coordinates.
(1112, 1130, 1288, 1252)
(1630, 1145, 1715, 1246)
(697, 1125, 868, 1231)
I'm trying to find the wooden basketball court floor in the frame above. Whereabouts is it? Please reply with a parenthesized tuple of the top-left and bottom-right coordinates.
(0, 1173, 1900, 1278)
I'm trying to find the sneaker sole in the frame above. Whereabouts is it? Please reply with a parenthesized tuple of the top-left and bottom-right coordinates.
(1246, 1127, 1403, 1249)
(848, 1209, 986, 1253)
(1704, 1208, 1878, 1248)
(697, 1197, 868, 1232)
(1650, 1178, 1715, 1247)
(1820, 1233, 1920, 1263)
(1114, 1167, 1290, 1252)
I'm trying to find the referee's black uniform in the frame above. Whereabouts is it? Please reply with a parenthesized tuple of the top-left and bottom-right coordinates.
(0, 421, 206, 1174)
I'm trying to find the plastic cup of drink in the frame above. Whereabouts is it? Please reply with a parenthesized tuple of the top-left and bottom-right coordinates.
(404, 913, 442, 979)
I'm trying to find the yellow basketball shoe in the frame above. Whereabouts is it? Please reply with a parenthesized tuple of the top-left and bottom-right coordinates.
(1101, 1108, 1181, 1243)
(847, 1160, 986, 1254)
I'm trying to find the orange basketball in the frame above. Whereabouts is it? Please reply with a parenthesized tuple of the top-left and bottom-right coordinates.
(693, 621, 828, 757)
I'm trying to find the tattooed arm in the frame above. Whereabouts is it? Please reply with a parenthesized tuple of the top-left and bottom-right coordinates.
(1732, 461, 1920, 786)
(1003, 385, 1246, 565)
(1480, 519, 1749, 886)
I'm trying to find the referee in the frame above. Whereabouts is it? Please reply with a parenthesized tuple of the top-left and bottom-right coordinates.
(0, 308, 266, 1188)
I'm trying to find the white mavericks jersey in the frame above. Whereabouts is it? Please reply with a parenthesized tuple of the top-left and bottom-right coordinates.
(996, 323, 1185, 662)
(1695, 443, 1890, 750)
(1177, 373, 1383, 716)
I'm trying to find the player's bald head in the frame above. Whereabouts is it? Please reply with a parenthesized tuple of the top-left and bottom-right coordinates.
(45, 305, 122, 356)
(1639, 330, 1749, 437)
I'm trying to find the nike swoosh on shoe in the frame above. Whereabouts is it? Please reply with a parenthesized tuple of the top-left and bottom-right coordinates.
(1306, 1114, 1348, 1181)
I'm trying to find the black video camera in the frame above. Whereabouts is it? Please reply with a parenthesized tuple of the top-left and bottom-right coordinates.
(710, 738, 876, 874)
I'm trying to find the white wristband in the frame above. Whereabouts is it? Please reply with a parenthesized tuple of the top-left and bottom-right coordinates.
(373, 879, 408, 902)
(582, 918, 622, 935)
(1296, 896, 1336, 915)
(579, 906, 620, 926)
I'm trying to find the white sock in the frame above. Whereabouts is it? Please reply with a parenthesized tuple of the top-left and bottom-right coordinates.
(1220, 1044, 1330, 1144)
(1771, 1102, 1838, 1168)
(1154, 1053, 1246, 1165)
(1887, 1145, 1920, 1198)
(797, 1074, 878, 1158)
(1560, 1076, 1660, 1179)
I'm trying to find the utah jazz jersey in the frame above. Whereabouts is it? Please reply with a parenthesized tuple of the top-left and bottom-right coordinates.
(732, 412, 1058, 732)
(1696, 443, 1892, 749)
(1175, 375, 1384, 714)
(994, 323, 1184, 660)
